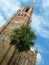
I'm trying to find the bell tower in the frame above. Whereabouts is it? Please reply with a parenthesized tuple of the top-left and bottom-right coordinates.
(13, 4, 33, 26)
(0, 2, 38, 65)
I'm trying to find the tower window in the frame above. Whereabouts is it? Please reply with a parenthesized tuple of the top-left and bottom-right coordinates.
(24, 59, 29, 65)
(19, 58, 25, 65)
(24, 14, 26, 17)
(21, 13, 23, 16)
(25, 7, 29, 12)
(18, 13, 20, 16)
(21, 13, 26, 17)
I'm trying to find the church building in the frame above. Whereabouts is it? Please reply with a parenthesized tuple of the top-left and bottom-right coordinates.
(0, 3, 38, 65)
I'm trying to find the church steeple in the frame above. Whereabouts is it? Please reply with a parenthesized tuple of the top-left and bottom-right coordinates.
(30, 0, 34, 8)
(22, 1, 34, 15)
(28, 0, 34, 14)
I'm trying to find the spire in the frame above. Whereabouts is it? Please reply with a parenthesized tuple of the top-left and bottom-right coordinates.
(31, 0, 34, 8)
(35, 47, 38, 54)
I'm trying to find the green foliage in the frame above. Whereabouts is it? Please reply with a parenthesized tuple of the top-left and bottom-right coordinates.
(10, 26, 36, 52)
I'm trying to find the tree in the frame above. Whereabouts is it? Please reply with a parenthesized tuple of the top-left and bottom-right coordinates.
(10, 26, 36, 52)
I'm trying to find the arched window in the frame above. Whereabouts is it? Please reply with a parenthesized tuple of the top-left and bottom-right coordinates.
(21, 13, 23, 16)
(24, 59, 29, 65)
(18, 13, 21, 16)
(19, 59, 25, 65)
(24, 14, 26, 17)
(19, 58, 29, 65)
(25, 7, 29, 12)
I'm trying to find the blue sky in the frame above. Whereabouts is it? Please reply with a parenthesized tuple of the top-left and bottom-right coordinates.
(0, 0, 49, 65)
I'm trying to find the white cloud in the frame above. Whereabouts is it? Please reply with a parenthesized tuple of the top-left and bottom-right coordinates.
(42, 0, 49, 7)
(0, 15, 6, 27)
(36, 52, 44, 65)
(0, 0, 21, 27)
(36, 53, 42, 65)
(31, 14, 49, 38)
(35, 0, 49, 38)
(19, 0, 32, 3)
(0, 0, 20, 16)
(42, 0, 49, 22)
(36, 44, 49, 54)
